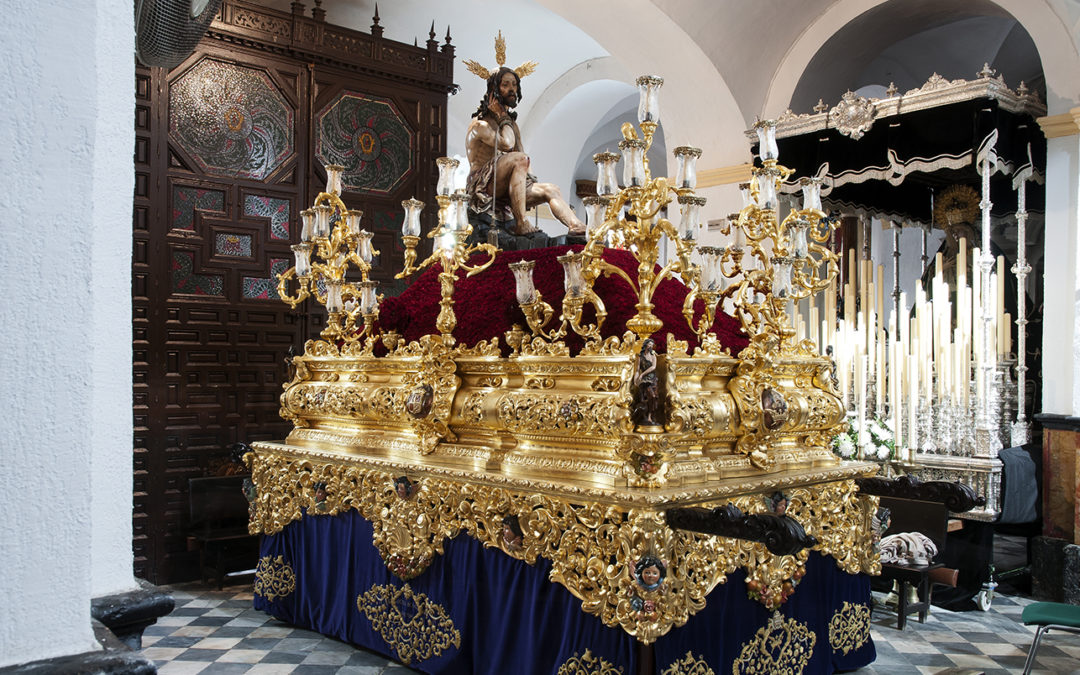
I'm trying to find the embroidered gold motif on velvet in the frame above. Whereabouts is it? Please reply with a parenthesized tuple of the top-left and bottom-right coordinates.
(253, 555, 296, 601)
(732, 611, 815, 675)
(555, 649, 624, 675)
(660, 650, 715, 675)
(828, 601, 871, 655)
(357, 583, 461, 664)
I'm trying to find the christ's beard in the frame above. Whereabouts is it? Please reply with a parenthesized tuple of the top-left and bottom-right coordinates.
(500, 92, 518, 108)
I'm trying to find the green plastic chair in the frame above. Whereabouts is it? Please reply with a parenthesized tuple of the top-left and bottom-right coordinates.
(1021, 601, 1080, 674)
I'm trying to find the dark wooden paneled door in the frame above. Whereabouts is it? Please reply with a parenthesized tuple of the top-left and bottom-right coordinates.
(134, 9, 451, 583)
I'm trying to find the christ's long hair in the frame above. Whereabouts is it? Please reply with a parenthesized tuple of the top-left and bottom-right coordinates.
(471, 67, 522, 120)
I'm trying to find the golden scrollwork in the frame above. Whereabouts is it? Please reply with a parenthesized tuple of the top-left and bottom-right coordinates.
(253, 555, 296, 601)
(246, 445, 879, 643)
(556, 649, 624, 675)
(828, 601, 871, 655)
(357, 583, 461, 665)
(732, 611, 816, 675)
(660, 651, 715, 675)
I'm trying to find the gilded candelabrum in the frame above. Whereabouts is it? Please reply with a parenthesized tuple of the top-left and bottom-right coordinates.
(508, 76, 712, 347)
(277, 164, 382, 344)
(395, 157, 499, 341)
(722, 128, 840, 355)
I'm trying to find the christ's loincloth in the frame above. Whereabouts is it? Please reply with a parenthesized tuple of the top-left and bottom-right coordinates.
(466, 155, 537, 223)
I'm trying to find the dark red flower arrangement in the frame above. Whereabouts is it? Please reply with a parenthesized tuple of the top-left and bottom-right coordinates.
(376, 245, 748, 356)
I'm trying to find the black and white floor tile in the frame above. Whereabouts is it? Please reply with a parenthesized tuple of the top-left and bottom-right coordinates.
(137, 581, 1080, 674)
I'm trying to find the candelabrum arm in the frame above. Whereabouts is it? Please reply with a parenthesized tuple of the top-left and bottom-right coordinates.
(458, 243, 499, 277)
(276, 267, 310, 309)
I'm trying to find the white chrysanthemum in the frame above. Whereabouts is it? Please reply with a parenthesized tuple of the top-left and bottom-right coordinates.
(836, 435, 856, 458)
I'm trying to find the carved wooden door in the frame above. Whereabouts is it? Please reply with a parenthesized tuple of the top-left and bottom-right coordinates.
(134, 3, 452, 583)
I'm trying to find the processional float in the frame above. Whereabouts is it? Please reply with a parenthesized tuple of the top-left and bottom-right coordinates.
(249, 74, 883, 652)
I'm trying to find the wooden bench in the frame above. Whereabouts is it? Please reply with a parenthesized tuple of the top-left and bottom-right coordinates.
(878, 495, 951, 629)
(187, 475, 258, 589)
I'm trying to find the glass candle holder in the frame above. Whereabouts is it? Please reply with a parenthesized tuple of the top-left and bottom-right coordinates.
(292, 242, 313, 277)
(357, 230, 375, 264)
(731, 217, 747, 248)
(325, 164, 345, 195)
(359, 280, 379, 315)
(300, 208, 315, 243)
(673, 146, 702, 189)
(345, 209, 363, 236)
(789, 218, 809, 258)
(436, 157, 459, 197)
(800, 176, 822, 211)
(583, 196, 607, 236)
(678, 195, 705, 240)
(453, 192, 470, 231)
(771, 256, 793, 299)
(326, 279, 344, 313)
(739, 183, 753, 210)
(594, 151, 620, 196)
(636, 75, 663, 124)
(619, 138, 647, 188)
(755, 170, 778, 211)
(754, 119, 779, 162)
(401, 198, 424, 237)
(698, 246, 724, 292)
(508, 260, 538, 305)
(557, 251, 586, 298)
(314, 204, 333, 238)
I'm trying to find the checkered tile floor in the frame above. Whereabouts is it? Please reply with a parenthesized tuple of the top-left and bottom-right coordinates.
(139, 583, 1080, 674)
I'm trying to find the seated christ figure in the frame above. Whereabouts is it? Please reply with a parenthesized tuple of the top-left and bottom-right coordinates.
(463, 37, 585, 236)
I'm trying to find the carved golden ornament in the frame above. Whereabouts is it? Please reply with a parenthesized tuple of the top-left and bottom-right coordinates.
(357, 583, 461, 665)
(732, 611, 816, 675)
(828, 601, 871, 655)
(660, 651, 715, 675)
(462, 30, 539, 82)
(253, 555, 296, 601)
(400, 335, 460, 454)
(247, 445, 879, 643)
(556, 649, 624, 675)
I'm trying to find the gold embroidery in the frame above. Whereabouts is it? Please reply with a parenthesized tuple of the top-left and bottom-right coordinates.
(732, 611, 816, 675)
(661, 651, 715, 675)
(357, 583, 461, 664)
(556, 649, 624, 675)
(253, 555, 296, 601)
(828, 601, 871, 655)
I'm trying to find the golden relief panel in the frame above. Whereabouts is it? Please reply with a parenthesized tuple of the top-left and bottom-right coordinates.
(246, 447, 878, 643)
(278, 330, 850, 489)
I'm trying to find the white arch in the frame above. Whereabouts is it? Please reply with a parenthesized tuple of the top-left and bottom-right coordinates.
(534, 0, 749, 166)
(518, 56, 633, 140)
(761, 0, 1080, 117)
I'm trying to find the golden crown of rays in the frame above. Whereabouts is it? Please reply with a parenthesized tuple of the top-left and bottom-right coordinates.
(462, 30, 538, 81)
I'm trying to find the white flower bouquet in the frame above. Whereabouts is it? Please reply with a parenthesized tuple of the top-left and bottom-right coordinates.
(833, 413, 895, 461)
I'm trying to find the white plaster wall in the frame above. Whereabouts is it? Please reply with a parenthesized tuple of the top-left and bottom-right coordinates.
(91, 0, 137, 598)
(0, 0, 133, 665)
(1042, 134, 1080, 414)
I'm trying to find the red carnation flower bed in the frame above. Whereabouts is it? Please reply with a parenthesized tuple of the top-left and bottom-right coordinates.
(377, 245, 747, 356)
